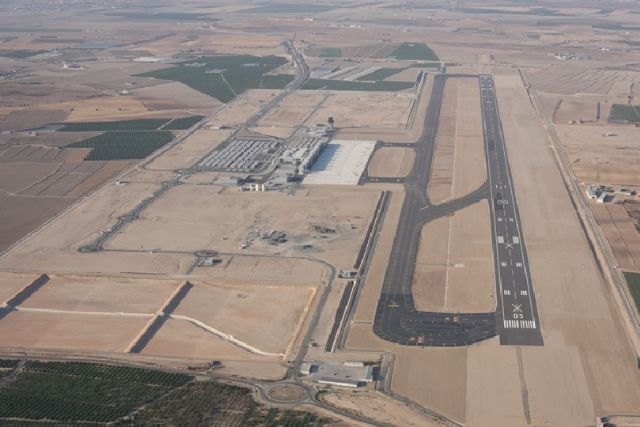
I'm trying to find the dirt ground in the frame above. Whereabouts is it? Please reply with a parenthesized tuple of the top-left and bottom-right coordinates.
(0, 272, 40, 303)
(305, 91, 415, 130)
(556, 123, 640, 185)
(320, 389, 441, 427)
(0, 310, 149, 353)
(20, 275, 182, 313)
(367, 147, 415, 178)
(258, 91, 327, 127)
(172, 282, 316, 355)
(0, 109, 69, 131)
(146, 129, 232, 171)
(413, 200, 495, 313)
(105, 185, 379, 268)
(428, 78, 486, 204)
(591, 203, 640, 272)
(134, 81, 222, 111)
(210, 89, 280, 127)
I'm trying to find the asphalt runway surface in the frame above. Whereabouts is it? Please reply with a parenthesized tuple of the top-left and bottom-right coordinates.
(372, 74, 543, 347)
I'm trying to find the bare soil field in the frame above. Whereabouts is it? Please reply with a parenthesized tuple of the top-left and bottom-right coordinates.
(367, 147, 415, 178)
(0, 109, 68, 131)
(20, 275, 182, 313)
(556, 124, 640, 184)
(320, 389, 440, 427)
(134, 81, 222, 111)
(210, 89, 280, 127)
(0, 132, 98, 148)
(258, 92, 326, 127)
(0, 194, 72, 253)
(413, 201, 494, 313)
(105, 185, 379, 267)
(146, 129, 232, 171)
(172, 282, 316, 355)
(140, 317, 271, 361)
(528, 67, 640, 96)
(0, 310, 149, 353)
(553, 96, 605, 123)
(305, 91, 414, 130)
(0, 161, 61, 194)
(0, 181, 159, 268)
(428, 78, 485, 204)
(0, 272, 40, 303)
(189, 255, 328, 287)
(591, 203, 640, 272)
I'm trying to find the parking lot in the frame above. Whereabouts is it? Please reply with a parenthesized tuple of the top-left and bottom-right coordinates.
(198, 137, 283, 173)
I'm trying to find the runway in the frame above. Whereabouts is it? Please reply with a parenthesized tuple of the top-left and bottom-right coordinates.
(372, 74, 543, 347)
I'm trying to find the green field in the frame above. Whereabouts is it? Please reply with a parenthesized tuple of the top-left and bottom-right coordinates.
(302, 78, 414, 91)
(624, 272, 640, 313)
(243, 3, 337, 13)
(609, 104, 640, 123)
(0, 359, 329, 426)
(60, 118, 171, 132)
(161, 115, 205, 130)
(0, 50, 47, 59)
(67, 131, 174, 160)
(260, 73, 295, 89)
(318, 47, 342, 57)
(356, 68, 405, 81)
(388, 43, 439, 61)
(135, 55, 291, 102)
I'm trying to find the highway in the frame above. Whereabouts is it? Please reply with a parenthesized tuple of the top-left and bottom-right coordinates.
(373, 74, 543, 347)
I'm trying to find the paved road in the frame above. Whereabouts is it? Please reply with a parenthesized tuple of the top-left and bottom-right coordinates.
(479, 75, 543, 346)
(373, 74, 543, 347)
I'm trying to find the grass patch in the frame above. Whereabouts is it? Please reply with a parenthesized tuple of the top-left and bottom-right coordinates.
(260, 73, 295, 89)
(609, 104, 640, 123)
(67, 131, 174, 160)
(356, 68, 405, 81)
(0, 50, 47, 59)
(162, 115, 205, 130)
(243, 3, 337, 13)
(319, 47, 342, 57)
(105, 12, 217, 21)
(623, 272, 640, 313)
(303, 78, 414, 91)
(0, 359, 330, 426)
(461, 7, 566, 16)
(60, 118, 170, 132)
(388, 42, 439, 61)
(135, 55, 290, 103)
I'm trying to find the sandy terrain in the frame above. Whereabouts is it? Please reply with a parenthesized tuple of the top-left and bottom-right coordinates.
(367, 147, 415, 178)
(173, 282, 316, 355)
(20, 275, 182, 313)
(146, 129, 232, 171)
(106, 185, 379, 267)
(556, 123, 640, 185)
(592, 203, 640, 272)
(413, 201, 495, 313)
(428, 78, 486, 204)
(0, 310, 149, 353)
(210, 89, 279, 127)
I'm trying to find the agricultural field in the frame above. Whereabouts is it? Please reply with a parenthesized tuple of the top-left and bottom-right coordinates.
(135, 55, 292, 103)
(67, 131, 174, 160)
(356, 68, 405, 81)
(59, 118, 171, 132)
(242, 3, 337, 13)
(0, 49, 46, 59)
(624, 272, 640, 312)
(388, 43, 439, 61)
(161, 115, 205, 130)
(0, 360, 329, 425)
(609, 104, 640, 123)
(302, 79, 414, 91)
(306, 47, 342, 58)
